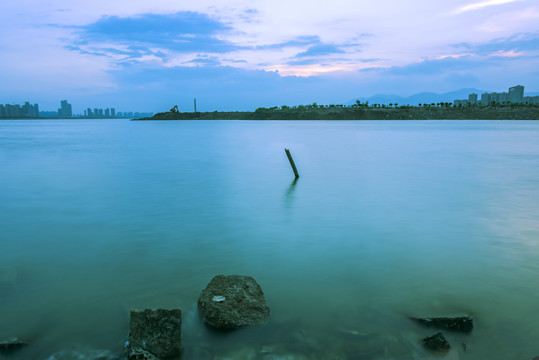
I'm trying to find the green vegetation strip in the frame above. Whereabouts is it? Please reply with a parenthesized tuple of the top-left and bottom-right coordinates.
(135, 103, 539, 121)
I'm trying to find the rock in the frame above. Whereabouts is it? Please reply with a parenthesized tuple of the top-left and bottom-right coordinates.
(421, 332, 451, 352)
(0, 337, 28, 355)
(127, 308, 182, 359)
(46, 347, 121, 360)
(197, 275, 270, 330)
(126, 347, 157, 360)
(410, 316, 473, 333)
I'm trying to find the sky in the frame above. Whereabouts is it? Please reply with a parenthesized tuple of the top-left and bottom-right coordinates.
(0, 0, 538, 112)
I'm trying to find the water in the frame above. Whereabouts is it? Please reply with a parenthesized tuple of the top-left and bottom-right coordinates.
(1, 119, 538, 359)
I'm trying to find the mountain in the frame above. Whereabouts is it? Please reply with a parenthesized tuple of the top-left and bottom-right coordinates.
(346, 88, 487, 106)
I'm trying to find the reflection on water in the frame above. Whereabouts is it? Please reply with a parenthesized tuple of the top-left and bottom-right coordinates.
(1, 120, 539, 359)
(284, 178, 298, 209)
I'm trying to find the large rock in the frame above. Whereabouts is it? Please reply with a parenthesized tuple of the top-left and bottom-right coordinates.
(410, 316, 473, 333)
(421, 332, 451, 352)
(126, 309, 182, 359)
(198, 275, 270, 330)
(0, 337, 27, 355)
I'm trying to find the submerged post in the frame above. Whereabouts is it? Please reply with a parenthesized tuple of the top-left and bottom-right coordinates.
(285, 148, 299, 179)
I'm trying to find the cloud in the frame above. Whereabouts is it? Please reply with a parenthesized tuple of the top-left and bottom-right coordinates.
(358, 58, 383, 63)
(67, 13, 351, 70)
(64, 45, 108, 57)
(72, 12, 239, 55)
(387, 56, 482, 76)
(255, 35, 321, 50)
(86, 61, 376, 111)
(294, 44, 346, 58)
(284, 43, 351, 66)
(187, 55, 221, 66)
(80, 11, 230, 39)
(453, 32, 539, 55)
(287, 58, 327, 66)
(355, 48, 538, 96)
(452, 0, 525, 14)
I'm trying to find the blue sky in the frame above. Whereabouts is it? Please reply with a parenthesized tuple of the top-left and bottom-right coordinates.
(0, 0, 538, 112)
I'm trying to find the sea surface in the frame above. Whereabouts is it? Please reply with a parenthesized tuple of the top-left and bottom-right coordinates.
(1, 119, 538, 359)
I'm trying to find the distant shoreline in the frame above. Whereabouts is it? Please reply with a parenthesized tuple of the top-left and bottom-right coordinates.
(135, 105, 539, 121)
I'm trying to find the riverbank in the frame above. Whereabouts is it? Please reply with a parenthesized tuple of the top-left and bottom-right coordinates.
(135, 105, 539, 120)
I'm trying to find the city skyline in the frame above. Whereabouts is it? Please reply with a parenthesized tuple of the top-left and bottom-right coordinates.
(3, 82, 538, 119)
(454, 84, 539, 106)
(0, 100, 153, 118)
(0, 0, 538, 111)
(2, 82, 539, 119)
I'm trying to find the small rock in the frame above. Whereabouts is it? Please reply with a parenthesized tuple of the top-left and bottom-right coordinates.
(127, 308, 182, 359)
(126, 347, 157, 360)
(198, 275, 270, 330)
(421, 332, 451, 352)
(46, 346, 121, 360)
(410, 316, 473, 333)
(0, 337, 28, 355)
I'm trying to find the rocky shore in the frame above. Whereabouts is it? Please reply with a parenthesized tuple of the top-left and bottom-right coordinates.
(2, 274, 481, 360)
(135, 105, 539, 121)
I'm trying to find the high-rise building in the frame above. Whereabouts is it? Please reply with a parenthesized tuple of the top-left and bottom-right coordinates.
(0, 105, 5, 118)
(18, 102, 39, 118)
(508, 85, 524, 103)
(480, 93, 490, 105)
(5, 104, 23, 117)
(105, 108, 110, 117)
(22, 102, 32, 117)
(468, 93, 478, 105)
(58, 100, 73, 118)
(523, 96, 539, 104)
(497, 92, 508, 104)
(111, 108, 116, 118)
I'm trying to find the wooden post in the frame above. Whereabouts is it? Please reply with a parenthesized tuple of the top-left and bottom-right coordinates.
(285, 148, 299, 179)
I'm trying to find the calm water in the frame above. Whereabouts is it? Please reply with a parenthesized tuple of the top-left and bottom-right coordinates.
(1, 119, 538, 359)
